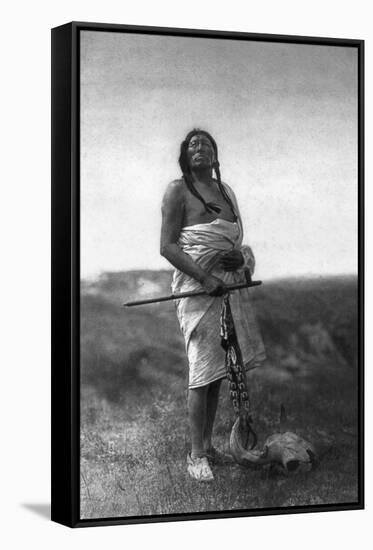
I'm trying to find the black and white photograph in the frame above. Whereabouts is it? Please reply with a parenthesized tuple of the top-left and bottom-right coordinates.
(75, 25, 362, 522)
(2, 0, 372, 545)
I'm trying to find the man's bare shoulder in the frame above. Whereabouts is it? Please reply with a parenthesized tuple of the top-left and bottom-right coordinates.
(163, 179, 185, 202)
(219, 179, 233, 193)
(219, 180, 237, 200)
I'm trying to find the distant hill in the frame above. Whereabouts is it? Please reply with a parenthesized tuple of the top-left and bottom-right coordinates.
(82, 269, 173, 304)
(252, 275, 358, 368)
(80, 271, 358, 400)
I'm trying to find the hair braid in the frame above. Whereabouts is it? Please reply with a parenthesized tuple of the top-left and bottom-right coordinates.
(178, 128, 237, 219)
(179, 129, 221, 214)
(214, 161, 238, 221)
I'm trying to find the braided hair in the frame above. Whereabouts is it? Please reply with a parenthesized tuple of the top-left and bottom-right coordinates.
(178, 129, 237, 220)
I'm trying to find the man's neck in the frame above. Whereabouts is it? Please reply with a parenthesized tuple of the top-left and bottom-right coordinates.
(191, 167, 214, 186)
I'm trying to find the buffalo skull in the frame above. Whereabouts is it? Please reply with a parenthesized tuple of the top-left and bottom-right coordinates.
(230, 414, 317, 474)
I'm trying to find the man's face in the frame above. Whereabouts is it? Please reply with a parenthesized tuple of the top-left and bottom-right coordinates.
(187, 134, 216, 170)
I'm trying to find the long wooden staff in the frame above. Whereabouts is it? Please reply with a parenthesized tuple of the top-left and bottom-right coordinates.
(123, 271, 261, 307)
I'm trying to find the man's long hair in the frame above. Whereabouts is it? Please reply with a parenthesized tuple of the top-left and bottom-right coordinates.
(178, 128, 237, 219)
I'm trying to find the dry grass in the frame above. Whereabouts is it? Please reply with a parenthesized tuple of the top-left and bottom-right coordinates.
(80, 273, 359, 520)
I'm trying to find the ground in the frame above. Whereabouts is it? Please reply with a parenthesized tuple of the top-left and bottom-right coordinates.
(80, 272, 359, 519)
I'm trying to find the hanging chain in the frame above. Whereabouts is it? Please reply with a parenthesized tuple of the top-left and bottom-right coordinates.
(220, 293, 251, 416)
(220, 292, 257, 449)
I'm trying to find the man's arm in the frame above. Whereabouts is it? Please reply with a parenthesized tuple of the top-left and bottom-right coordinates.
(160, 180, 226, 296)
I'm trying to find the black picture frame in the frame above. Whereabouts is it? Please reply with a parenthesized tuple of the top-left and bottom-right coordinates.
(51, 21, 364, 528)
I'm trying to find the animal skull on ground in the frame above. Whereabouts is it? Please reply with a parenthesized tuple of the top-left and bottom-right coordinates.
(230, 414, 317, 474)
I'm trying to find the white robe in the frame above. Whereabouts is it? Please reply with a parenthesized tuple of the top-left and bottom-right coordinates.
(172, 216, 266, 389)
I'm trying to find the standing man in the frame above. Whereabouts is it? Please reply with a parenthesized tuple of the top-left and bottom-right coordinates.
(160, 129, 265, 481)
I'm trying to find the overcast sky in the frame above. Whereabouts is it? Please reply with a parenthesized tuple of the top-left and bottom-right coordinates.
(80, 31, 358, 281)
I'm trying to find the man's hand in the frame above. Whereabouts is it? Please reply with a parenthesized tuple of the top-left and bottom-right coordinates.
(219, 250, 244, 272)
(201, 274, 227, 296)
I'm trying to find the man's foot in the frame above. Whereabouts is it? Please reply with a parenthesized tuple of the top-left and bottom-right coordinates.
(187, 454, 214, 481)
(205, 447, 234, 465)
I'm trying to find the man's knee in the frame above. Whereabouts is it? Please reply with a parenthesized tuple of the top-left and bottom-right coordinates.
(189, 385, 209, 395)
(208, 378, 222, 394)
(188, 385, 208, 407)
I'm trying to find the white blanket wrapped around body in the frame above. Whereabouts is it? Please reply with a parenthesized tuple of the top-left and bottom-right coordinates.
(172, 218, 266, 389)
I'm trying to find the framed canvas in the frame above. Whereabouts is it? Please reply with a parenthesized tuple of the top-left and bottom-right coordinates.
(51, 21, 364, 528)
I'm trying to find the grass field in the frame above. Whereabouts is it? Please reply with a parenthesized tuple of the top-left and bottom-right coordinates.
(80, 271, 359, 519)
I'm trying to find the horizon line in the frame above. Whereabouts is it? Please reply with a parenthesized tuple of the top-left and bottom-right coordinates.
(81, 269, 358, 283)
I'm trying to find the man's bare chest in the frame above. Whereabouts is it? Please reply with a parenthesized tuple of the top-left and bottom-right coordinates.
(183, 183, 236, 225)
